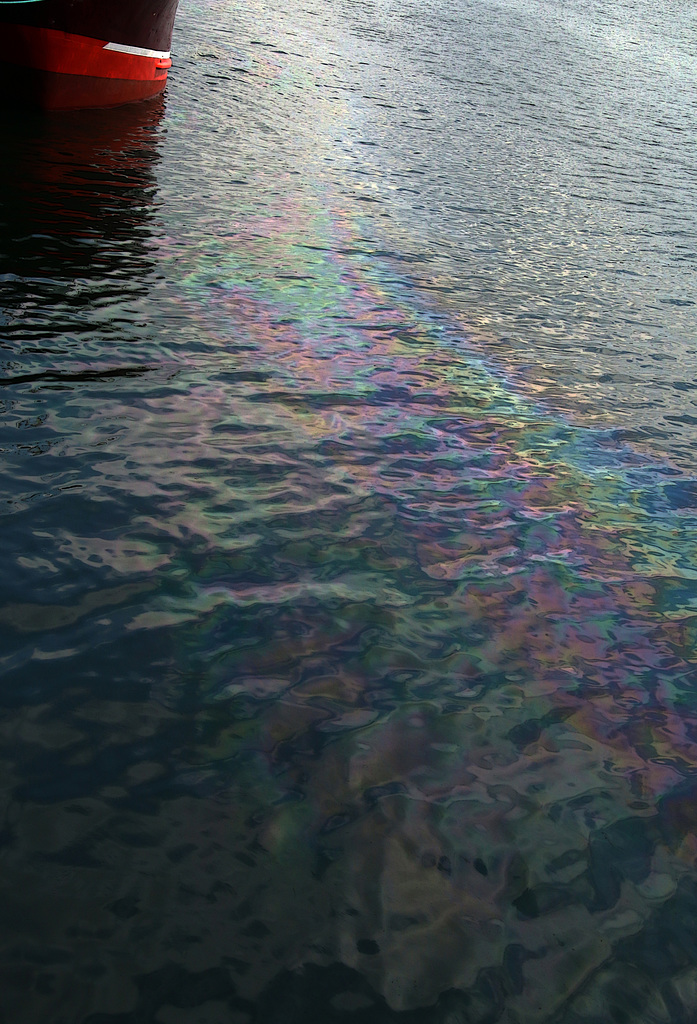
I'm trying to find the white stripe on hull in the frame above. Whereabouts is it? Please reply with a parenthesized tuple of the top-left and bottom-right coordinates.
(103, 41, 171, 59)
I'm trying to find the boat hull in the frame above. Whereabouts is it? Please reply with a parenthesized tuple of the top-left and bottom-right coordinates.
(0, 0, 180, 109)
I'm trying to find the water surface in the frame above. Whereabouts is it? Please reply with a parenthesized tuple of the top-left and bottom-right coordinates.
(2, 1, 697, 1022)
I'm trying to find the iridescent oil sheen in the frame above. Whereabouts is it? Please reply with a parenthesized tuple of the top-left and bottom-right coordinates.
(1, 0, 697, 1022)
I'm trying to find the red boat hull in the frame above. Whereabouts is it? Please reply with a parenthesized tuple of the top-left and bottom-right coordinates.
(0, 0, 180, 109)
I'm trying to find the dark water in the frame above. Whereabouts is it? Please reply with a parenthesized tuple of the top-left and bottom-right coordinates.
(2, 1, 697, 1021)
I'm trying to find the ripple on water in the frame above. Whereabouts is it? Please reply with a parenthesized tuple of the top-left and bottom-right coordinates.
(2, 1, 697, 1022)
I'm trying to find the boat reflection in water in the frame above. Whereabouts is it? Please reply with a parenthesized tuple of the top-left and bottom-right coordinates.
(0, 96, 175, 1024)
(0, 97, 163, 365)
(0, 0, 180, 109)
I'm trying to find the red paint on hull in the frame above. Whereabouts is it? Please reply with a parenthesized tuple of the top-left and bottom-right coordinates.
(1, 61, 169, 110)
(0, 0, 179, 109)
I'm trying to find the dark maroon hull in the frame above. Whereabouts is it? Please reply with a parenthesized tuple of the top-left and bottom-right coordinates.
(0, 0, 180, 109)
(0, 0, 179, 51)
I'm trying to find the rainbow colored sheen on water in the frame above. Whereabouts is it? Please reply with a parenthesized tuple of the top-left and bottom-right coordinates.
(3, 1, 697, 1021)
(138, 185, 697, 1013)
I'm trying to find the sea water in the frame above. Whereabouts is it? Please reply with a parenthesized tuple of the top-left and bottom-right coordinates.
(1, 0, 697, 1021)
